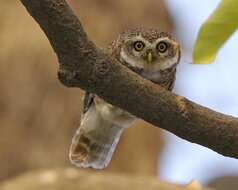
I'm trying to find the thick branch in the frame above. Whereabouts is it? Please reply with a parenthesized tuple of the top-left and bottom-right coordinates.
(20, 0, 238, 158)
(0, 169, 212, 190)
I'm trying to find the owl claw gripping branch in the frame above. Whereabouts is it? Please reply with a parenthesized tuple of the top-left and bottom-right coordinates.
(69, 27, 181, 169)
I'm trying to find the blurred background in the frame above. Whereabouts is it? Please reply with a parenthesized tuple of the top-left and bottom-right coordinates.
(0, 0, 238, 190)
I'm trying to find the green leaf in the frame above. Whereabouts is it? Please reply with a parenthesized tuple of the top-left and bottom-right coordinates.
(192, 0, 238, 64)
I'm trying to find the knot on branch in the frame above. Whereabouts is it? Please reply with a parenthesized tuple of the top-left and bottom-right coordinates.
(94, 61, 110, 78)
(58, 68, 77, 87)
(176, 96, 188, 117)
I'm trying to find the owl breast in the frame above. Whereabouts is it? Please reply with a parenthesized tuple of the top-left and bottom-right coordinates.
(141, 70, 162, 82)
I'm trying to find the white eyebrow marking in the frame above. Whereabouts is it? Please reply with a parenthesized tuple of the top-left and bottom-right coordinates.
(130, 35, 153, 47)
(120, 49, 143, 68)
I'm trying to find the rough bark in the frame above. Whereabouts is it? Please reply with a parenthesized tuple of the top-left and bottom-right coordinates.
(20, 0, 238, 159)
(0, 169, 212, 190)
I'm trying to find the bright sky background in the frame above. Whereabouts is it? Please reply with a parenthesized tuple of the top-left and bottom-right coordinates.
(159, 0, 238, 185)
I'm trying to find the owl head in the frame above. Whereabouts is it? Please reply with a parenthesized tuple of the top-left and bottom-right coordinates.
(114, 27, 180, 72)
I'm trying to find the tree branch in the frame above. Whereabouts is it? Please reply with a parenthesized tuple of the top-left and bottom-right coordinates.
(0, 169, 212, 190)
(20, 0, 238, 158)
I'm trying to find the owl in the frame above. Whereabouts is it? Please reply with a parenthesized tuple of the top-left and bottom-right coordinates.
(69, 27, 181, 169)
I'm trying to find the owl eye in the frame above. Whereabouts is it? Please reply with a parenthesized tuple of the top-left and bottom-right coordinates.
(157, 41, 168, 53)
(134, 41, 145, 51)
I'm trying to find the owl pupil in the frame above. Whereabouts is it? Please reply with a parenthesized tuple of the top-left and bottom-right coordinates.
(157, 42, 168, 53)
(134, 41, 144, 51)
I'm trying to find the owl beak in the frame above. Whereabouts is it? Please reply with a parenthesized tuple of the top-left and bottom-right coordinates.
(147, 51, 153, 64)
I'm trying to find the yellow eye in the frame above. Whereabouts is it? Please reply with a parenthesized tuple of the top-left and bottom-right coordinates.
(134, 41, 145, 51)
(157, 41, 168, 53)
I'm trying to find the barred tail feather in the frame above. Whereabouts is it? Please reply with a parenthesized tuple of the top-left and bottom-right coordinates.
(69, 105, 124, 169)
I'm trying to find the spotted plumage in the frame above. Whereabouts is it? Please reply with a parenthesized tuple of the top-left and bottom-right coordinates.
(69, 27, 181, 169)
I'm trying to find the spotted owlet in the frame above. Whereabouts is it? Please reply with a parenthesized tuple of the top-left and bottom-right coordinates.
(69, 27, 181, 169)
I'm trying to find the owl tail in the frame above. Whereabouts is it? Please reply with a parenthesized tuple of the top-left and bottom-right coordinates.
(69, 105, 124, 169)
